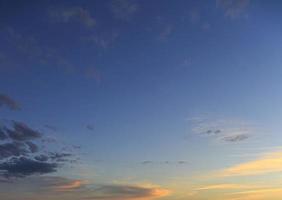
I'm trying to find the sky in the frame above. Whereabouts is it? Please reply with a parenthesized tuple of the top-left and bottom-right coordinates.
(1, 0, 282, 199)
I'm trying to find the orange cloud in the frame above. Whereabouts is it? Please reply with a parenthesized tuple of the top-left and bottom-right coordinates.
(55, 180, 87, 191)
(216, 151, 282, 177)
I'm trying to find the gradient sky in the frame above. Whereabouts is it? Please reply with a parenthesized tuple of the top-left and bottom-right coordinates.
(1, 0, 282, 199)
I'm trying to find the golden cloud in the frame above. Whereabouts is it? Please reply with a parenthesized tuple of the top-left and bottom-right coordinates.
(216, 151, 282, 177)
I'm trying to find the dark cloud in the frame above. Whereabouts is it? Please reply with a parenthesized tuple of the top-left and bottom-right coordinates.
(222, 134, 249, 142)
(0, 120, 75, 179)
(0, 129, 8, 140)
(48, 152, 72, 162)
(0, 94, 20, 111)
(0, 157, 58, 178)
(7, 121, 41, 141)
(34, 155, 49, 162)
(216, 0, 250, 19)
(49, 6, 96, 27)
(0, 142, 27, 159)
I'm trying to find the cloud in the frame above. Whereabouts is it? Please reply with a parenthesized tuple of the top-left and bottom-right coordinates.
(0, 94, 20, 110)
(216, 150, 282, 177)
(0, 176, 170, 200)
(25, 141, 39, 153)
(55, 180, 87, 192)
(227, 188, 282, 200)
(189, 117, 254, 143)
(86, 124, 95, 131)
(44, 125, 57, 132)
(0, 142, 28, 159)
(141, 160, 187, 165)
(141, 161, 153, 165)
(88, 184, 171, 200)
(110, 0, 138, 21)
(49, 7, 96, 27)
(6, 121, 41, 141)
(222, 133, 249, 142)
(0, 120, 75, 179)
(195, 184, 259, 191)
(0, 129, 8, 140)
(216, 0, 250, 19)
(0, 157, 58, 178)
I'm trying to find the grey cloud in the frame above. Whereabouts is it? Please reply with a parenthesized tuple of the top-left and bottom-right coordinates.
(86, 124, 95, 131)
(49, 7, 96, 27)
(203, 129, 221, 135)
(222, 133, 249, 142)
(0, 94, 20, 111)
(141, 160, 187, 165)
(216, 0, 250, 19)
(141, 161, 153, 165)
(190, 117, 253, 143)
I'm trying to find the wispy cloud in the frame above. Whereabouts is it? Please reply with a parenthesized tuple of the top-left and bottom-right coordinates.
(85, 66, 102, 83)
(158, 25, 173, 41)
(141, 160, 188, 165)
(227, 188, 282, 200)
(86, 184, 171, 200)
(49, 6, 96, 27)
(86, 124, 95, 131)
(0, 27, 75, 73)
(189, 117, 254, 143)
(216, 0, 250, 19)
(55, 180, 87, 192)
(0, 94, 20, 111)
(195, 183, 260, 191)
(0, 176, 171, 200)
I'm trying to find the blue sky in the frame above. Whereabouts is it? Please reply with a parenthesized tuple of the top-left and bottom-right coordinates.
(1, 0, 282, 199)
